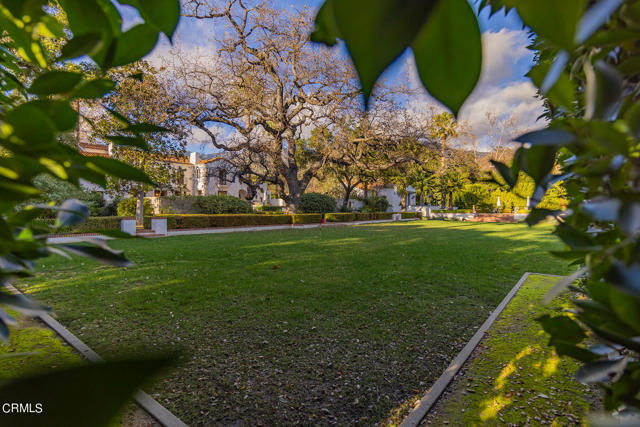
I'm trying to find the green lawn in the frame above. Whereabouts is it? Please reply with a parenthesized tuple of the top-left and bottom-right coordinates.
(20, 221, 571, 425)
(424, 274, 599, 426)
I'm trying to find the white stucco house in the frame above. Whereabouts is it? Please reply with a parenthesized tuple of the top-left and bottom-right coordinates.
(350, 183, 416, 212)
(78, 142, 269, 203)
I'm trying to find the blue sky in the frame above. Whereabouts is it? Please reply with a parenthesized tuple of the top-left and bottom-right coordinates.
(119, 1, 545, 151)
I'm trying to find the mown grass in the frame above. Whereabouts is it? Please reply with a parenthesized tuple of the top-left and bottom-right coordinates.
(424, 274, 599, 426)
(19, 221, 572, 425)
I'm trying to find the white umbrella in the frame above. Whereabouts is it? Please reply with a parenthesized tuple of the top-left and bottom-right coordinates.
(497, 196, 501, 207)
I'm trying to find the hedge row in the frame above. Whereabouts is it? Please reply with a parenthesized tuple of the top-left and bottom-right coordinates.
(39, 216, 151, 233)
(325, 212, 394, 222)
(401, 212, 422, 219)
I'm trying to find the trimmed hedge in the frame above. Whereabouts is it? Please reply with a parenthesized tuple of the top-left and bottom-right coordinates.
(292, 214, 322, 224)
(325, 212, 393, 222)
(299, 193, 336, 213)
(401, 212, 422, 219)
(41, 216, 151, 234)
(431, 209, 474, 213)
(325, 213, 354, 222)
(165, 214, 293, 229)
(257, 205, 283, 213)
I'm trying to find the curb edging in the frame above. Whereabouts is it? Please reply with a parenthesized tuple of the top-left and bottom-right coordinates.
(400, 272, 562, 426)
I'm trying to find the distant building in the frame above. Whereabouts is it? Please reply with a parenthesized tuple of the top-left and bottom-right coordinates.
(77, 142, 269, 203)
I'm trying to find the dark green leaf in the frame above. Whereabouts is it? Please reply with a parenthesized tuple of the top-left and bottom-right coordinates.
(4, 103, 56, 146)
(58, 244, 133, 267)
(28, 71, 83, 96)
(606, 261, 640, 299)
(56, 199, 89, 228)
(411, 0, 482, 116)
(575, 0, 624, 43)
(310, 0, 341, 46)
(515, 129, 575, 146)
(581, 197, 622, 222)
(72, 79, 116, 99)
(0, 292, 49, 316)
(121, 0, 181, 39)
(123, 123, 169, 133)
(526, 208, 561, 226)
(619, 203, 640, 235)
(84, 157, 154, 185)
(537, 314, 587, 345)
(111, 24, 160, 67)
(555, 223, 595, 249)
(312, 0, 438, 105)
(553, 342, 598, 363)
(30, 100, 79, 132)
(0, 357, 174, 427)
(586, 61, 623, 120)
(624, 102, 640, 139)
(575, 358, 627, 383)
(104, 135, 150, 151)
(58, 32, 104, 60)
(521, 145, 557, 185)
(490, 160, 516, 188)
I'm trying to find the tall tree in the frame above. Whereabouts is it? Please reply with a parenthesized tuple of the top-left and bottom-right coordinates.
(97, 62, 187, 225)
(175, 0, 359, 212)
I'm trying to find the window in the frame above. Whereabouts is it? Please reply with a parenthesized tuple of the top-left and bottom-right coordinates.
(218, 191, 227, 196)
(177, 168, 185, 185)
(218, 168, 227, 182)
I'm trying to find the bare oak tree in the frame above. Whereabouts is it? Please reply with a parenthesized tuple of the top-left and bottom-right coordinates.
(174, 0, 359, 212)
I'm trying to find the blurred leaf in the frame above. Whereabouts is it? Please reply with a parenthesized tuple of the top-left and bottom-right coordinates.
(58, 32, 104, 60)
(575, 358, 627, 383)
(624, 102, 640, 139)
(526, 208, 562, 226)
(490, 160, 516, 188)
(28, 71, 83, 95)
(521, 145, 557, 185)
(120, 0, 181, 39)
(56, 199, 89, 228)
(619, 203, 640, 235)
(585, 61, 623, 121)
(515, 129, 575, 146)
(411, 0, 482, 116)
(575, 0, 624, 43)
(85, 157, 154, 184)
(606, 261, 640, 299)
(111, 24, 160, 67)
(72, 79, 116, 99)
(511, 0, 586, 50)
(0, 292, 49, 316)
(0, 357, 174, 427)
(553, 342, 598, 363)
(57, 244, 133, 267)
(30, 100, 78, 132)
(123, 123, 169, 133)
(5, 103, 56, 146)
(556, 223, 595, 248)
(311, 0, 438, 105)
(104, 135, 149, 150)
(581, 197, 622, 222)
(537, 314, 587, 345)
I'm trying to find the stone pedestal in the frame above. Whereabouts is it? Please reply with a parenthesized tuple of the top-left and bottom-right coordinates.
(120, 218, 136, 236)
(151, 217, 168, 235)
(392, 213, 402, 221)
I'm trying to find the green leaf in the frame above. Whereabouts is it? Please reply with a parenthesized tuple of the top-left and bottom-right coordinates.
(30, 100, 79, 132)
(4, 103, 56, 146)
(121, 0, 181, 39)
(56, 199, 89, 228)
(515, 129, 575, 146)
(58, 32, 104, 60)
(509, 0, 586, 50)
(606, 261, 640, 300)
(104, 135, 150, 151)
(490, 160, 516, 188)
(58, 244, 133, 267)
(521, 145, 557, 185)
(528, 61, 576, 110)
(58, 0, 113, 38)
(553, 342, 598, 363)
(28, 71, 83, 96)
(581, 197, 621, 222)
(555, 223, 595, 249)
(0, 292, 49, 317)
(537, 314, 587, 345)
(312, 0, 438, 105)
(123, 123, 169, 133)
(85, 157, 154, 185)
(411, 0, 482, 116)
(585, 61, 623, 121)
(575, 358, 627, 384)
(526, 208, 561, 226)
(111, 24, 160, 67)
(0, 357, 174, 427)
(72, 79, 116, 99)
(623, 101, 640, 139)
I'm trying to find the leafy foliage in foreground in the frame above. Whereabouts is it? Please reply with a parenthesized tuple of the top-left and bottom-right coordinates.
(313, 0, 640, 419)
(0, 0, 180, 423)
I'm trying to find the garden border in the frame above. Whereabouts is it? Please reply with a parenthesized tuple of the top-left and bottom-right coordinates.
(6, 284, 187, 427)
(400, 272, 563, 427)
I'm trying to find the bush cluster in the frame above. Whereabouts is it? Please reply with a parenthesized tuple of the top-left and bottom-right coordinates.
(256, 205, 283, 213)
(292, 214, 322, 224)
(362, 195, 390, 212)
(40, 216, 152, 233)
(165, 214, 293, 229)
(298, 193, 336, 213)
(117, 198, 153, 217)
(325, 212, 393, 222)
(195, 195, 253, 214)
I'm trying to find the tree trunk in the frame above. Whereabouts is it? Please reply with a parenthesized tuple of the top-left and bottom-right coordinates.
(448, 191, 453, 210)
(135, 190, 145, 227)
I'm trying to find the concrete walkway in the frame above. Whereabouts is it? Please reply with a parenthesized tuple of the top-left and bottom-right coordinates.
(47, 218, 420, 244)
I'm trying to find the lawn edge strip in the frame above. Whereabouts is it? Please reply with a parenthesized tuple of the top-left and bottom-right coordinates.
(400, 272, 563, 427)
(6, 284, 187, 427)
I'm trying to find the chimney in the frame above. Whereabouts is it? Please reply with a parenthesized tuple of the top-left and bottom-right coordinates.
(189, 152, 200, 164)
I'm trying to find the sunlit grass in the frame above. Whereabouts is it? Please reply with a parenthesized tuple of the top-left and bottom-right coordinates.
(21, 221, 572, 425)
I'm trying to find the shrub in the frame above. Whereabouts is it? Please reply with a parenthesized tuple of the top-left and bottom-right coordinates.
(454, 183, 493, 211)
(41, 216, 135, 234)
(401, 212, 422, 219)
(165, 214, 293, 229)
(362, 195, 390, 212)
(117, 198, 153, 217)
(299, 193, 336, 213)
(292, 214, 322, 224)
(100, 198, 120, 216)
(195, 195, 252, 214)
(325, 212, 354, 222)
(256, 205, 283, 213)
